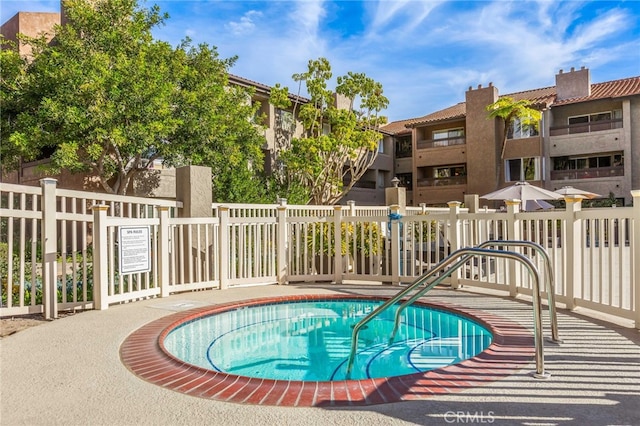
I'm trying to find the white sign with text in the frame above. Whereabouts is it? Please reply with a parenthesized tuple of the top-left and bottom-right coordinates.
(118, 226, 151, 274)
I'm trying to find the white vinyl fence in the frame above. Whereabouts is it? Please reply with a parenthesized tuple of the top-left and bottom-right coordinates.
(1, 181, 639, 328)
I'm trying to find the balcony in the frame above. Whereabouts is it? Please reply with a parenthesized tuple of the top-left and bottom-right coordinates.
(417, 176, 467, 187)
(550, 119, 622, 136)
(416, 136, 465, 150)
(550, 166, 624, 180)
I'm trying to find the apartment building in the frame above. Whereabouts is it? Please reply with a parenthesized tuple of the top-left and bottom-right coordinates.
(384, 67, 640, 206)
(0, 11, 59, 57)
(229, 75, 394, 205)
(1, 11, 393, 204)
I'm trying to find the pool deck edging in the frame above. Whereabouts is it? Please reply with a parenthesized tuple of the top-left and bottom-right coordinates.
(119, 294, 535, 407)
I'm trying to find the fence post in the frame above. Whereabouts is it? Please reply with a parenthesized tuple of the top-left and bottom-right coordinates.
(92, 205, 110, 310)
(347, 200, 356, 216)
(157, 206, 170, 297)
(389, 204, 401, 286)
(505, 199, 521, 297)
(564, 195, 582, 310)
(218, 206, 230, 289)
(276, 199, 288, 285)
(448, 201, 462, 289)
(40, 178, 58, 319)
(333, 205, 344, 284)
(631, 190, 640, 329)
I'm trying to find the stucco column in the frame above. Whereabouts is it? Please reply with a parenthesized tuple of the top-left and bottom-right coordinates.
(176, 166, 212, 218)
(385, 181, 406, 215)
(175, 166, 212, 284)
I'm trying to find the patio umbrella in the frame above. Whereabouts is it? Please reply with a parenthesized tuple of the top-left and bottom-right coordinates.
(524, 199, 555, 211)
(554, 185, 601, 199)
(481, 182, 563, 211)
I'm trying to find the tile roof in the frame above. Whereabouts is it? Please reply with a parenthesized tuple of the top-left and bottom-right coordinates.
(380, 118, 415, 135)
(382, 75, 640, 134)
(553, 76, 640, 106)
(400, 103, 466, 128)
(506, 86, 556, 107)
(228, 74, 310, 103)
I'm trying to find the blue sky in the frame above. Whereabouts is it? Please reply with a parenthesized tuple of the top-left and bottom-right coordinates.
(2, 1, 639, 122)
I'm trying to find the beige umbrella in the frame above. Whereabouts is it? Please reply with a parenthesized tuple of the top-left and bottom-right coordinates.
(554, 186, 601, 199)
(481, 182, 563, 211)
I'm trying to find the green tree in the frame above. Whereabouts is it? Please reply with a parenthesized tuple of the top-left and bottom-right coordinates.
(4, 0, 267, 201)
(270, 58, 388, 205)
(486, 96, 541, 188)
(0, 37, 29, 172)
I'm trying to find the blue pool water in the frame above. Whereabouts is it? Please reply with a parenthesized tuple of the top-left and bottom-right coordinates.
(162, 298, 492, 381)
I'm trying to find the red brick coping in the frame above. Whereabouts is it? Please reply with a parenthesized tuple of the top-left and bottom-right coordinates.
(120, 295, 534, 406)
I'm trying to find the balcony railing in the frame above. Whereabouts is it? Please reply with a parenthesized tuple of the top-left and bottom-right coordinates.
(550, 119, 622, 136)
(550, 166, 624, 181)
(417, 136, 465, 150)
(417, 176, 467, 187)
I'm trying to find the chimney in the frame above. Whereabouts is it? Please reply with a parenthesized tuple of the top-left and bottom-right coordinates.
(333, 92, 351, 110)
(555, 66, 590, 101)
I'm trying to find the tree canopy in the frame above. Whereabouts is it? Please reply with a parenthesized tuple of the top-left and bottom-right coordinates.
(2, 0, 267, 201)
(269, 58, 388, 205)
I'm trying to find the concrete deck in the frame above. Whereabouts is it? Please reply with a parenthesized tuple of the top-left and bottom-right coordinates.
(1, 283, 639, 425)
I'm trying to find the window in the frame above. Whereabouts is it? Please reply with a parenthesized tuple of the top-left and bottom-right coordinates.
(432, 128, 464, 146)
(551, 152, 624, 180)
(568, 110, 622, 133)
(433, 128, 464, 140)
(395, 136, 412, 158)
(552, 153, 623, 171)
(505, 157, 540, 181)
(569, 110, 622, 124)
(396, 173, 412, 187)
(569, 112, 611, 126)
(276, 108, 294, 131)
(507, 117, 539, 139)
(434, 165, 466, 179)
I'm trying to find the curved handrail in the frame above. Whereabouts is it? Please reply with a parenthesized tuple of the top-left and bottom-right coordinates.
(388, 240, 560, 345)
(345, 247, 549, 379)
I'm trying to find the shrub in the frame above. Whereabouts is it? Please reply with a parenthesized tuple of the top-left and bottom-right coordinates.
(353, 221, 384, 256)
(306, 222, 351, 256)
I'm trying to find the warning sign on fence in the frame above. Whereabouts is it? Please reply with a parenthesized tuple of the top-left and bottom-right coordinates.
(118, 226, 151, 274)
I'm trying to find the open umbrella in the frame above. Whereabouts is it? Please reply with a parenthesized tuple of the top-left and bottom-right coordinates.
(481, 182, 563, 211)
(524, 199, 555, 211)
(554, 185, 601, 199)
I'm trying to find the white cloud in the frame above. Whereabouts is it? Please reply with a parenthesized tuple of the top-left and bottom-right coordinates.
(225, 10, 262, 36)
(287, 0, 327, 55)
(367, 0, 444, 38)
(2, 0, 637, 121)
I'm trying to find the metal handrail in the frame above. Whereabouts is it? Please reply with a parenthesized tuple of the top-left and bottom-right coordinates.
(478, 240, 560, 343)
(345, 247, 549, 379)
(388, 240, 561, 345)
